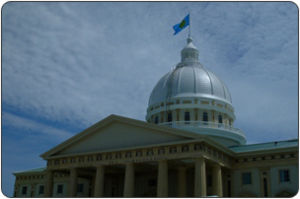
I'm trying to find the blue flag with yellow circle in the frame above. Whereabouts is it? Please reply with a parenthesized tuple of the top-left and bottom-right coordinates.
(173, 14, 190, 35)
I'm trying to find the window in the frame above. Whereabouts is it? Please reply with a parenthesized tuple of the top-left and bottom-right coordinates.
(146, 150, 154, 156)
(57, 184, 63, 194)
(125, 152, 132, 158)
(167, 112, 172, 122)
(158, 148, 165, 155)
(203, 112, 208, 122)
(79, 157, 84, 162)
(77, 183, 84, 193)
(169, 147, 177, 153)
(182, 145, 189, 152)
(242, 172, 252, 185)
(279, 169, 290, 182)
(194, 144, 203, 151)
(184, 112, 190, 123)
(87, 156, 93, 161)
(106, 154, 112, 160)
(154, 116, 158, 124)
(218, 115, 222, 124)
(115, 153, 122, 158)
(96, 154, 102, 161)
(38, 185, 44, 195)
(136, 151, 142, 157)
(21, 186, 27, 195)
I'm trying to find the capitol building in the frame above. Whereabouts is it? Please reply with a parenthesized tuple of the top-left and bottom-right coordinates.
(13, 37, 298, 197)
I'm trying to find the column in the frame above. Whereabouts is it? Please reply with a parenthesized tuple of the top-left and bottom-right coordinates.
(160, 112, 164, 123)
(194, 108, 198, 121)
(212, 164, 223, 197)
(157, 160, 168, 197)
(94, 165, 105, 197)
(45, 170, 53, 197)
(172, 110, 176, 123)
(194, 157, 206, 197)
(177, 167, 186, 197)
(69, 168, 78, 197)
(190, 109, 195, 121)
(198, 110, 202, 122)
(163, 111, 167, 123)
(123, 162, 135, 197)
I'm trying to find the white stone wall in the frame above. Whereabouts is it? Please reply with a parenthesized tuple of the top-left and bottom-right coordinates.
(75, 178, 90, 197)
(52, 182, 68, 197)
(232, 168, 261, 197)
(269, 164, 298, 196)
(34, 184, 45, 197)
(18, 184, 32, 197)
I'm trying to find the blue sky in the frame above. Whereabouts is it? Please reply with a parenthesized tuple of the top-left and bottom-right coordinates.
(2, 2, 298, 196)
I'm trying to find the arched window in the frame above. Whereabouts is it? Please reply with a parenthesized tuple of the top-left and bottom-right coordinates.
(218, 115, 223, 124)
(203, 112, 208, 122)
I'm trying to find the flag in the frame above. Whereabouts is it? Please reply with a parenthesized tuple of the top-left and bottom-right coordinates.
(173, 14, 190, 35)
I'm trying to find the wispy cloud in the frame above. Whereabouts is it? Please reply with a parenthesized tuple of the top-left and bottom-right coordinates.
(2, 2, 298, 195)
(2, 112, 73, 140)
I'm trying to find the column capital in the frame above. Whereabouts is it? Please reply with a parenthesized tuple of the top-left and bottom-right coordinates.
(212, 162, 222, 168)
(195, 156, 206, 161)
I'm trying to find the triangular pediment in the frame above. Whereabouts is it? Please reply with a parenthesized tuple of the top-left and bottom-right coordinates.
(41, 115, 198, 158)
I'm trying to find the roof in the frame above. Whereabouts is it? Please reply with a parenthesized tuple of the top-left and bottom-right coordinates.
(13, 167, 46, 175)
(40, 114, 208, 159)
(229, 139, 298, 153)
(39, 114, 244, 159)
(148, 38, 232, 106)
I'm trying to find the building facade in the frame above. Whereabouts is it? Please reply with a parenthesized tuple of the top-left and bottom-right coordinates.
(13, 37, 298, 197)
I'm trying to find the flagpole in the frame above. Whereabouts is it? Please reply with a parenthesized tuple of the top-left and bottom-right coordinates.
(188, 12, 191, 38)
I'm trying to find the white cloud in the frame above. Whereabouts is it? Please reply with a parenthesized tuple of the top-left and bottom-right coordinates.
(2, 2, 297, 138)
(2, 2, 298, 196)
(2, 112, 73, 140)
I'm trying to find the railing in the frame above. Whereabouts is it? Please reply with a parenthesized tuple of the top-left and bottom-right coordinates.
(159, 121, 245, 138)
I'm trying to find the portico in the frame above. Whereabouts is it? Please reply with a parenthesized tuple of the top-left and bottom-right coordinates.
(44, 152, 227, 197)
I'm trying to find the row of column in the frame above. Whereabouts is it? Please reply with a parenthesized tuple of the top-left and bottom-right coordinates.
(45, 158, 223, 197)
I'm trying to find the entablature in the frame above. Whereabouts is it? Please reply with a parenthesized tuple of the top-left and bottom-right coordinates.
(46, 139, 234, 170)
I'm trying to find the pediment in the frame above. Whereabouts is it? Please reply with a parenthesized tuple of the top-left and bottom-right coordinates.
(41, 115, 196, 158)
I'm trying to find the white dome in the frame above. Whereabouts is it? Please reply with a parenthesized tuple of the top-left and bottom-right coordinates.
(148, 64, 232, 107)
(146, 37, 246, 146)
(149, 38, 232, 107)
